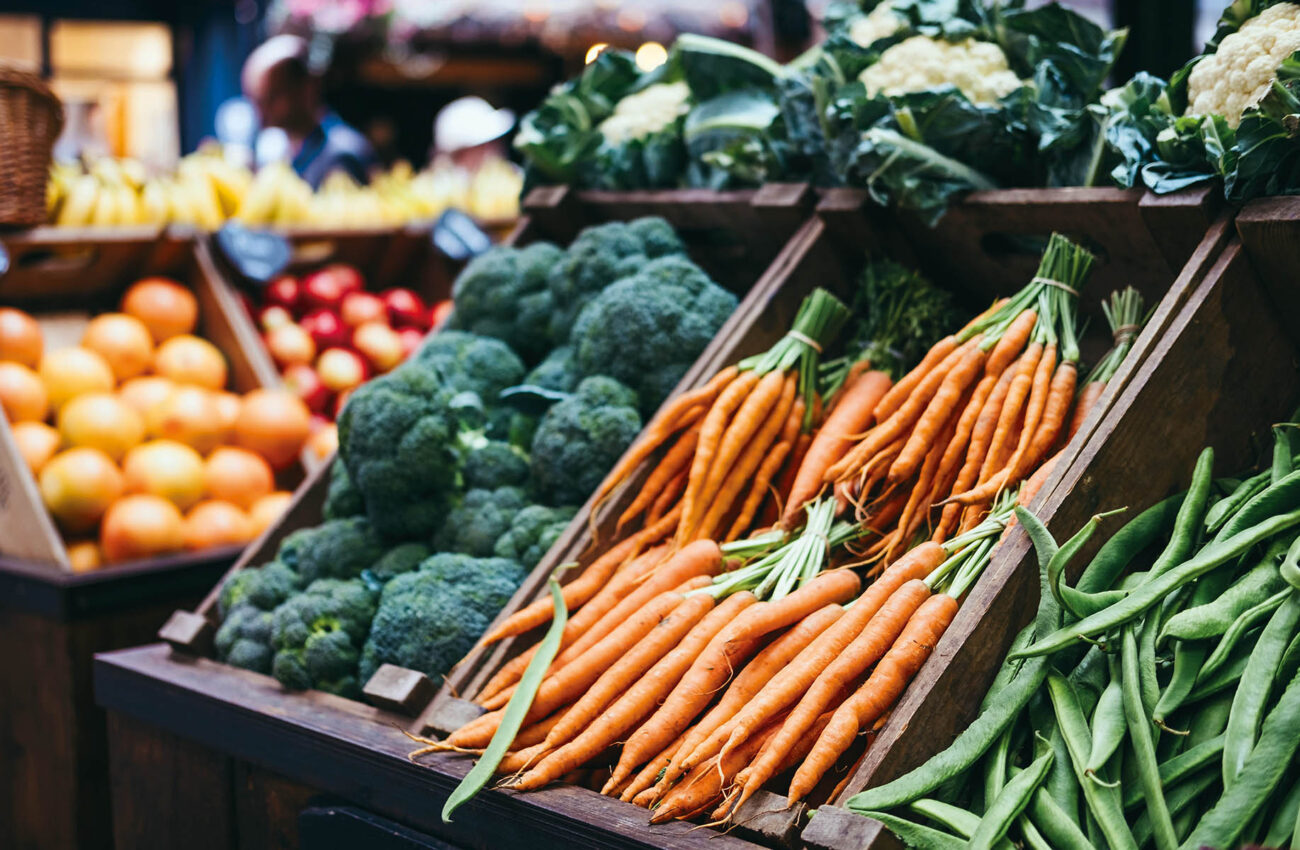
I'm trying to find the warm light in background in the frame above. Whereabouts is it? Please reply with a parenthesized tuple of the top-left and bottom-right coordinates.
(616, 8, 647, 32)
(585, 42, 609, 64)
(635, 41, 668, 71)
(719, 2, 749, 28)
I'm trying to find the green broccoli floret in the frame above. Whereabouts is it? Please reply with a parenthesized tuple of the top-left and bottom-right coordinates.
(530, 376, 642, 506)
(217, 560, 300, 619)
(214, 604, 276, 673)
(627, 216, 687, 259)
(570, 254, 737, 416)
(433, 486, 530, 557)
(463, 441, 531, 490)
(337, 364, 467, 540)
(412, 330, 526, 400)
(523, 345, 580, 393)
(366, 542, 433, 582)
(277, 517, 386, 585)
(270, 578, 379, 698)
(358, 553, 526, 683)
(494, 504, 578, 568)
(449, 242, 563, 364)
(322, 458, 365, 520)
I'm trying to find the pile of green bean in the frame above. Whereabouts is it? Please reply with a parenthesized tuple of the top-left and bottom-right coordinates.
(841, 434, 1300, 850)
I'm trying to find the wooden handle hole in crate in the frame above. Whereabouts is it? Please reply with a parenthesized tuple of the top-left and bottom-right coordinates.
(977, 231, 1110, 266)
(11, 244, 99, 275)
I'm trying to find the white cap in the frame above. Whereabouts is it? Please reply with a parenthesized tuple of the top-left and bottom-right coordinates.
(435, 96, 516, 152)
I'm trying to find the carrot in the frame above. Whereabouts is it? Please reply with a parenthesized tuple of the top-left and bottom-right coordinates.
(684, 545, 943, 775)
(512, 710, 569, 749)
(933, 361, 1016, 541)
(764, 431, 813, 528)
(593, 366, 738, 504)
(925, 373, 998, 528)
(888, 415, 958, 563)
(676, 370, 762, 543)
(1067, 378, 1105, 441)
(513, 591, 759, 792)
(1001, 450, 1061, 538)
(542, 593, 715, 750)
(650, 603, 845, 797)
(497, 741, 553, 776)
(887, 343, 986, 485)
(984, 308, 1036, 377)
(722, 710, 839, 821)
(648, 715, 785, 824)
(692, 376, 798, 542)
(726, 580, 933, 814)
(787, 593, 959, 804)
(1025, 360, 1077, 465)
(782, 371, 892, 529)
(872, 336, 959, 424)
(726, 440, 793, 543)
(694, 370, 789, 519)
(647, 469, 688, 526)
(979, 342, 1041, 483)
(616, 422, 701, 532)
(618, 729, 691, 802)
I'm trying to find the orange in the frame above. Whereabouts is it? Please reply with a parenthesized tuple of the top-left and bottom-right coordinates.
(12, 421, 60, 474)
(234, 389, 311, 470)
(118, 375, 175, 417)
(122, 439, 205, 510)
(81, 312, 154, 381)
(306, 422, 338, 460)
(0, 361, 49, 422)
(39, 447, 124, 534)
(66, 540, 103, 573)
(57, 392, 145, 461)
(145, 385, 225, 454)
(153, 335, 227, 390)
(203, 446, 274, 510)
(182, 500, 254, 550)
(100, 494, 184, 563)
(212, 391, 241, 441)
(120, 277, 198, 343)
(248, 491, 292, 537)
(0, 307, 43, 368)
(39, 347, 115, 411)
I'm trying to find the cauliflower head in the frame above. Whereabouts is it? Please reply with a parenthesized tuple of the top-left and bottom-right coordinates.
(849, 2, 904, 48)
(599, 82, 692, 144)
(1187, 2, 1300, 128)
(860, 36, 1023, 106)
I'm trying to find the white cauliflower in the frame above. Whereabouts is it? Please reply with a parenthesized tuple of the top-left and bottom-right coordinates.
(598, 82, 691, 144)
(1187, 2, 1300, 128)
(860, 36, 1023, 105)
(849, 2, 904, 48)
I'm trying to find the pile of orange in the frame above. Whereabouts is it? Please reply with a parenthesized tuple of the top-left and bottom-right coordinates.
(0, 277, 311, 571)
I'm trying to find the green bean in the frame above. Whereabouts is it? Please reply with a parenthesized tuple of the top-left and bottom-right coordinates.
(1181, 667, 1300, 850)
(983, 726, 1011, 809)
(1224, 590, 1300, 788)
(1015, 508, 1300, 659)
(1200, 588, 1289, 681)
(1153, 641, 1207, 730)
(1019, 816, 1053, 850)
(1123, 733, 1226, 809)
(1050, 510, 1128, 620)
(1029, 787, 1098, 850)
(1122, 627, 1177, 850)
(1068, 645, 1110, 715)
(858, 811, 965, 849)
(1149, 448, 1215, 580)
(1187, 651, 1251, 710)
(1275, 425, 1294, 484)
(1263, 778, 1300, 850)
(1044, 725, 1078, 818)
(1186, 691, 1233, 747)
(969, 749, 1053, 850)
(1213, 468, 1300, 544)
(1284, 533, 1300, 591)
(1280, 630, 1300, 684)
(1205, 471, 1270, 534)
(979, 625, 1034, 714)
(1160, 538, 1289, 641)
(906, 799, 990, 841)
(1045, 672, 1138, 850)
(1078, 494, 1184, 594)
(1085, 663, 1125, 781)
(1133, 768, 1218, 849)
(1172, 809, 1196, 845)
(1138, 612, 1161, 718)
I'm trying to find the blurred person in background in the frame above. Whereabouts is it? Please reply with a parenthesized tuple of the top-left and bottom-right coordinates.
(432, 96, 515, 171)
(242, 34, 377, 188)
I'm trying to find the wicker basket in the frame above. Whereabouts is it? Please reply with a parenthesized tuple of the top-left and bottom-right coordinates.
(0, 65, 63, 228)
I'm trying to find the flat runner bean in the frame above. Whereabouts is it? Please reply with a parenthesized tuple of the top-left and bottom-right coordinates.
(1223, 590, 1300, 788)
(968, 749, 1053, 850)
(1123, 627, 1177, 850)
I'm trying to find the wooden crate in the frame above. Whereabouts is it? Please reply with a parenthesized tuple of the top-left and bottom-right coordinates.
(803, 222, 1294, 849)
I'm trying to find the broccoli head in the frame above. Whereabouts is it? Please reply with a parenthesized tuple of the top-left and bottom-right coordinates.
(412, 330, 526, 401)
(217, 560, 300, 619)
(358, 552, 526, 682)
(463, 440, 531, 491)
(366, 541, 433, 582)
(627, 216, 687, 259)
(337, 364, 466, 539)
(449, 242, 563, 364)
(523, 345, 580, 394)
(322, 458, 365, 520)
(570, 253, 737, 416)
(530, 376, 642, 506)
(433, 486, 530, 557)
(494, 504, 579, 568)
(277, 517, 386, 585)
(214, 604, 276, 673)
(270, 578, 379, 698)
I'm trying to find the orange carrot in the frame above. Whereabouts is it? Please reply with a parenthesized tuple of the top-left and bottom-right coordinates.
(1067, 378, 1105, 441)
(618, 729, 691, 802)
(979, 342, 1042, 483)
(694, 370, 789, 518)
(872, 336, 959, 423)
(933, 361, 1016, 541)
(677, 370, 762, 544)
(498, 741, 552, 776)
(788, 593, 959, 803)
(888, 415, 958, 563)
(648, 469, 688, 526)
(717, 711, 836, 821)
(984, 309, 1036, 377)
(616, 422, 701, 532)
(648, 714, 786, 824)
(887, 343, 986, 485)
(512, 710, 569, 749)
(782, 370, 891, 528)
(765, 431, 813, 528)
(726, 440, 793, 543)
(1026, 360, 1077, 464)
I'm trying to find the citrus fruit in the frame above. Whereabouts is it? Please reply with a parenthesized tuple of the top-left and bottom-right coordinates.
(122, 439, 205, 510)
(57, 392, 145, 461)
(145, 385, 225, 454)
(39, 347, 115, 411)
(121, 277, 198, 343)
(118, 375, 175, 417)
(66, 540, 103, 573)
(81, 312, 154, 381)
(203, 446, 274, 510)
(0, 361, 48, 422)
(306, 422, 338, 460)
(12, 421, 60, 474)
(0, 307, 43, 368)
(39, 447, 124, 533)
(182, 500, 254, 550)
(153, 334, 227, 390)
(212, 391, 241, 441)
(234, 389, 311, 470)
(100, 494, 184, 563)
(248, 490, 292, 537)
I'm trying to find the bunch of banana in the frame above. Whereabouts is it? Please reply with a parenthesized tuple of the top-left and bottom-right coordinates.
(47, 158, 150, 227)
(231, 161, 312, 227)
(466, 157, 523, 222)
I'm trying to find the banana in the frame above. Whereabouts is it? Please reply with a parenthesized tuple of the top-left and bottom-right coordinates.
(56, 174, 99, 227)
